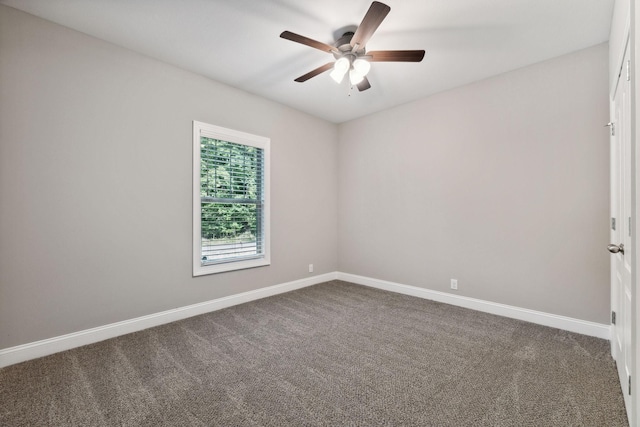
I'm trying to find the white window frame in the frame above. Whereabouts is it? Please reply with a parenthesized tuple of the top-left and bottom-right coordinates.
(193, 121, 270, 276)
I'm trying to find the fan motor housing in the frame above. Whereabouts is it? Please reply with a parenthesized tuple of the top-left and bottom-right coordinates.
(333, 31, 366, 60)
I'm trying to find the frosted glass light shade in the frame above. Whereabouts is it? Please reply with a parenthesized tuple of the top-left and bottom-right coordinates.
(352, 58, 371, 75)
(349, 69, 365, 85)
(330, 57, 350, 83)
(330, 68, 346, 83)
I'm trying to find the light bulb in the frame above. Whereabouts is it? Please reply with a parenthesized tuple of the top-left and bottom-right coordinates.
(353, 58, 371, 76)
(330, 57, 350, 83)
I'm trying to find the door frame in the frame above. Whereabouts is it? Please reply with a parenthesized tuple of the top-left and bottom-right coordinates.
(629, 2, 639, 426)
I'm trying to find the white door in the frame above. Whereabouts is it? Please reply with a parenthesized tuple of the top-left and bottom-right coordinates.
(610, 40, 633, 423)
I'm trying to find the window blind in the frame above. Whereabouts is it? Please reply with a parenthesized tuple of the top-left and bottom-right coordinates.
(200, 137, 264, 265)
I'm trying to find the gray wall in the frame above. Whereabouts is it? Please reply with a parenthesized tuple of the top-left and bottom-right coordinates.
(0, 4, 612, 350)
(338, 43, 611, 323)
(0, 6, 338, 349)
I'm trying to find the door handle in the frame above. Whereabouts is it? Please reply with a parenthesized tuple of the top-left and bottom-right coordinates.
(608, 243, 625, 255)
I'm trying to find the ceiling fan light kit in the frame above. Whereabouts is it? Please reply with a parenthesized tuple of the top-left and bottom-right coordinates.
(280, 1, 425, 92)
(330, 56, 371, 84)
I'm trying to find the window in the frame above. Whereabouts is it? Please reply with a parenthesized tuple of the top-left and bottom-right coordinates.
(193, 121, 270, 276)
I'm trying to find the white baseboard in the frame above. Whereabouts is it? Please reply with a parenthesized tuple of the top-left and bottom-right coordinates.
(1, 271, 610, 368)
(337, 272, 611, 340)
(0, 272, 338, 368)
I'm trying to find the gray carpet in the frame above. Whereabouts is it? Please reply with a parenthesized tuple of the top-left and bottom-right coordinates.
(0, 280, 628, 426)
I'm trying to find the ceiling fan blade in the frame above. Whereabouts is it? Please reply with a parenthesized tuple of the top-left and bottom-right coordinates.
(350, 1, 391, 49)
(368, 50, 426, 62)
(294, 62, 335, 82)
(280, 31, 338, 54)
(356, 77, 371, 91)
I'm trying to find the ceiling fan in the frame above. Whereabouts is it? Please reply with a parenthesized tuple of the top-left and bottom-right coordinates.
(280, 1, 425, 92)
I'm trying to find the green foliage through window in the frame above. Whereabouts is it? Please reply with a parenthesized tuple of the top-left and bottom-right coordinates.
(200, 137, 263, 262)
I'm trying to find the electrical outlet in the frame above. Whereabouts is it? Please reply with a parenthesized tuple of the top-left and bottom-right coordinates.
(309, 264, 314, 273)
(450, 279, 458, 290)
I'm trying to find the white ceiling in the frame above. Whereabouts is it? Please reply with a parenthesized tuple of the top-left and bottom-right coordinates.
(1, 0, 614, 123)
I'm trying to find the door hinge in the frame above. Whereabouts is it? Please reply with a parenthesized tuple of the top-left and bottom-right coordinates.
(627, 60, 631, 82)
(612, 311, 616, 325)
(606, 122, 615, 136)
(629, 375, 632, 395)
(612, 217, 616, 230)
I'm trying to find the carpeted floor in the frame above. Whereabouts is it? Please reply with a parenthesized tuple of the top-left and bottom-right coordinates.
(0, 280, 629, 426)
